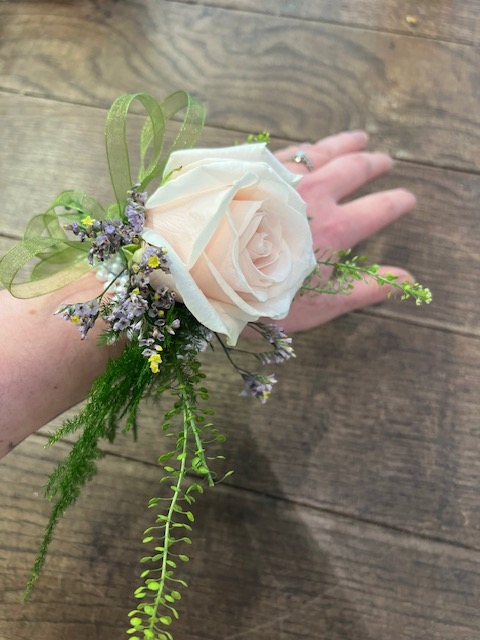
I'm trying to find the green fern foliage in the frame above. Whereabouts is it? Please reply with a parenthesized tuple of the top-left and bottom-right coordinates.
(24, 343, 155, 600)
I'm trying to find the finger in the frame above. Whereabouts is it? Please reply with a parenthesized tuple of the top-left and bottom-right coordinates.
(319, 188, 417, 250)
(325, 265, 416, 319)
(314, 266, 415, 322)
(279, 266, 414, 333)
(276, 130, 369, 173)
(301, 151, 394, 202)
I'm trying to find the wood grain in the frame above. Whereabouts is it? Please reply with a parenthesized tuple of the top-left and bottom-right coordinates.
(2, 438, 480, 640)
(1, 2, 480, 172)
(1, 1, 480, 639)
(170, 0, 480, 45)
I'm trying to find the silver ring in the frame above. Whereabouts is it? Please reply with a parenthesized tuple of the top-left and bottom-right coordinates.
(290, 150, 314, 171)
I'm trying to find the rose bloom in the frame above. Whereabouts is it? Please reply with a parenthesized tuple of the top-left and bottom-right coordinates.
(142, 143, 316, 346)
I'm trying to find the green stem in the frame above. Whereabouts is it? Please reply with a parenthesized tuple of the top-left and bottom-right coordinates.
(214, 333, 249, 377)
(178, 378, 214, 488)
(97, 265, 127, 298)
(303, 259, 417, 296)
(149, 418, 189, 634)
(328, 260, 397, 287)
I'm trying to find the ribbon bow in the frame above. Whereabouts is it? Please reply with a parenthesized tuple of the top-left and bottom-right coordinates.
(0, 92, 205, 298)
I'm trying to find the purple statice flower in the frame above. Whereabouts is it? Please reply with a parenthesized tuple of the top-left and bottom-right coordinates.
(140, 246, 170, 274)
(102, 246, 176, 369)
(251, 322, 295, 364)
(59, 187, 181, 372)
(139, 337, 155, 349)
(57, 299, 100, 339)
(64, 220, 87, 242)
(65, 215, 127, 265)
(104, 223, 117, 235)
(240, 372, 277, 403)
(165, 318, 181, 335)
(64, 186, 148, 266)
(148, 288, 176, 320)
(124, 186, 146, 229)
(125, 207, 144, 235)
(88, 224, 124, 264)
(105, 288, 149, 331)
(130, 268, 150, 289)
(139, 325, 165, 352)
(63, 187, 176, 373)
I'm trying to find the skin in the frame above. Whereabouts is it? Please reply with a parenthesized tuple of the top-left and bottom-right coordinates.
(0, 131, 416, 458)
(277, 131, 415, 331)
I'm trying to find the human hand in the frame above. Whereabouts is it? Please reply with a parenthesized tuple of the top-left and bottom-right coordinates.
(275, 131, 416, 333)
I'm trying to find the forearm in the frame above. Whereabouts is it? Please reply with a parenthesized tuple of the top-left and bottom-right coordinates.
(0, 275, 123, 457)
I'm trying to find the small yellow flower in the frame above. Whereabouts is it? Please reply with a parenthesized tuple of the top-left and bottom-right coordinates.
(148, 254, 161, 269)
(71, 315, 80, 324)
(148, 352, 162, 374)
(81, 215, 96, 226)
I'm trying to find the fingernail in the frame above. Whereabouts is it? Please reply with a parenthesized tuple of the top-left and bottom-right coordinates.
(349, 130, 368, 143)
(387, 270, 416, 298)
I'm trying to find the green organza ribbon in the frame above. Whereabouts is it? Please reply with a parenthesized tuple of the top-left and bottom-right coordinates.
(0, 91, 205, 298)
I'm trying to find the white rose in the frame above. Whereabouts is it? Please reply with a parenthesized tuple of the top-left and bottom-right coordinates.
(142, 143, 316, 346)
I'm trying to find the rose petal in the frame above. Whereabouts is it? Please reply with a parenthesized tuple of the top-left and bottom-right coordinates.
(144, 144, 317, 345)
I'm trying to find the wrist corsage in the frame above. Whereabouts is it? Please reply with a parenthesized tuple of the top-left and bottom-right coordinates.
(0, 92, 431, 640)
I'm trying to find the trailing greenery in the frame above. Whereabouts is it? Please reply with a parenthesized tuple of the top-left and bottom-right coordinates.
(127, 357, 230, 640)
(25, 320, 230, 640)
(24, 343, 155, 600)
(302, 250, 432, 305)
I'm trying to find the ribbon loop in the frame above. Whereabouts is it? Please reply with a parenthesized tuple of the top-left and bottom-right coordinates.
(106, 92, 206, 213)
(0, 93, 206, 298)
(0, 191, 102, 298)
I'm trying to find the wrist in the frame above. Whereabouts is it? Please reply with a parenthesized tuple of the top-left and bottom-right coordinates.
(0, 273, 125, 456)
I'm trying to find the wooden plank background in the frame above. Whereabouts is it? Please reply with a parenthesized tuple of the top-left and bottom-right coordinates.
(1, 1, 480, 639)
